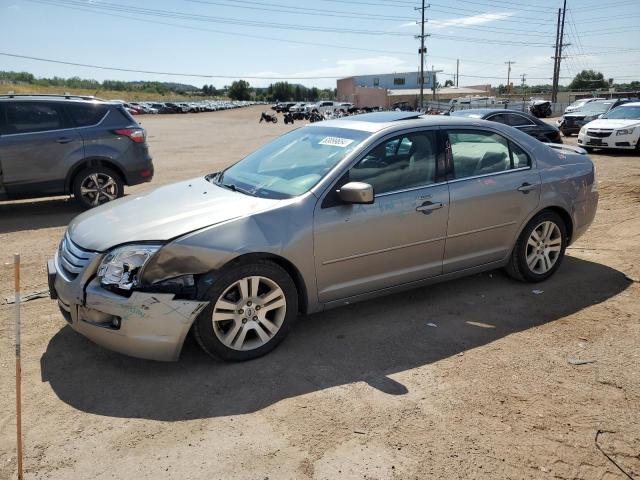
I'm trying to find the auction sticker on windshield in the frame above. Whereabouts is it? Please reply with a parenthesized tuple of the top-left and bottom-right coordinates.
(318, 137, 355, 148)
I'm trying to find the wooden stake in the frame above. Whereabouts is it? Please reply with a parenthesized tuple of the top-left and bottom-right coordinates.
(14, 254, 24, 480)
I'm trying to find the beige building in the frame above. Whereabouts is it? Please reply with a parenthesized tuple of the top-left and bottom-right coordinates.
(337, 75, 492, 108)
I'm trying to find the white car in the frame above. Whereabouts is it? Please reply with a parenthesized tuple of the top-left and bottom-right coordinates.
(288, 102, 308, 113)
(578, 102, 640, 151)
(564, 97, 604, 114)
(304, 101, 340, 114)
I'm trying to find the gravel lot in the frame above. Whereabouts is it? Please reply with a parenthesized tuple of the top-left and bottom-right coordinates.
(1, 105, 638, 479)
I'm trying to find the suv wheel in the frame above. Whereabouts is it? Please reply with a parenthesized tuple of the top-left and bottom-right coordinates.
(193, 261, 298, 361)
(72, 166, 124, 209)
(505, 211, 567, 282)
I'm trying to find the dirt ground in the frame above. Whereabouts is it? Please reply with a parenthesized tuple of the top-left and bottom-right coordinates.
(1, 105, 638, 479)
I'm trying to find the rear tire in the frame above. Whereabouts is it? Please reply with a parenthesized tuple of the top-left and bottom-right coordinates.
(505, 211, 567, 282)
(193, 261, 298, 361)
(72, 166, 123, 209)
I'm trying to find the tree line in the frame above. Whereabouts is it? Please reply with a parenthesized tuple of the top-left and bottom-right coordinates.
(1, 71, 200, 95)
(224, 80, 336, 102)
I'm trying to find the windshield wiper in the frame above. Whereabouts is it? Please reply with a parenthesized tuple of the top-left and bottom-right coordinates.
(219, 181, 255, 197)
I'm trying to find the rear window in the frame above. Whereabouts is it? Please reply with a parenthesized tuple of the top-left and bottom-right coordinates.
(4, 102, 64, 134)
(66, 103, 108, 127)
(111, 106, 137, 125)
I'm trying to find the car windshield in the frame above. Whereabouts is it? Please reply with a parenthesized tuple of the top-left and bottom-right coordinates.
(603, 105, 640, 120)
(214, 126, 369, 199)
(581, 102, 614, 114)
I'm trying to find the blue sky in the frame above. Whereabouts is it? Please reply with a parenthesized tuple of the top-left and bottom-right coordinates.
(1, 0, 639, 89)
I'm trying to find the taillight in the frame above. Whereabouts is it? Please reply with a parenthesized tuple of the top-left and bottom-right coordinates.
(113, 128, 145, 143)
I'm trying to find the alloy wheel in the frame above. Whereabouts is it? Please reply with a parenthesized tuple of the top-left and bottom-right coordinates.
(80, 173, 119, 206)
(211, 276, 287, 351)
(526, 221, 562, 274)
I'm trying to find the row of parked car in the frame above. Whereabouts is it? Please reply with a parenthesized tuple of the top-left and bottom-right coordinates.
(121, 100, 263, 115)
(559, 98, 640, 152)
(272, 101, 356, 115)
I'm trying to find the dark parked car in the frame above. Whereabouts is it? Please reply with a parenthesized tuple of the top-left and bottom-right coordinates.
(272, 102, 296, 113)
(0, 94, 154, 208)
(150, 102, 171, 114)
(451, 109, 562, 143)
(559, 99, 633, 136)
(164, 102, 186, 113)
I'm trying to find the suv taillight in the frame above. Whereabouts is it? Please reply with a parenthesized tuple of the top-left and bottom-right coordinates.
(113, 128, 146, 143)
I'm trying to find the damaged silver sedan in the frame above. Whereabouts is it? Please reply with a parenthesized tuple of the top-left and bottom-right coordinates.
(48, 112, 598, 361)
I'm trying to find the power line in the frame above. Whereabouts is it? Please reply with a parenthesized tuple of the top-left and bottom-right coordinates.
(185, 0, 415, 22)
(0, 51, 596, 82)
(0, 52, 343, 79)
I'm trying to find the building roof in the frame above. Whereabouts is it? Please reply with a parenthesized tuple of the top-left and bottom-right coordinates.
(388, 87, 487, 96)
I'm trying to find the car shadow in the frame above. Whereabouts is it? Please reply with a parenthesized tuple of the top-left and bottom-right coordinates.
(41, 256, 631, 421)
(0, 197, 83, 234)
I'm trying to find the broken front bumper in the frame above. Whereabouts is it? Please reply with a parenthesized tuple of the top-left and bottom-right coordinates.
(48, 257, 208, 362)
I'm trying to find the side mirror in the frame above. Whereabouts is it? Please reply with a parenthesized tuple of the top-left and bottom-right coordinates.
(338, 182, 374, 204)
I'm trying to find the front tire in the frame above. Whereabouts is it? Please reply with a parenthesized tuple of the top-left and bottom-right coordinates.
(72, 166, 123, 209)
(506, 211, 567, 282)
(193, 261, 298, 361)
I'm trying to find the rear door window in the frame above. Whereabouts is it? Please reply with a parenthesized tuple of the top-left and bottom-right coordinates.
(487, 113, 509, 125)
(4, 102, 65, 134)
(505, 113, 535, 127)
(66, 103, 108, 127)
(447, 130, 530, 179)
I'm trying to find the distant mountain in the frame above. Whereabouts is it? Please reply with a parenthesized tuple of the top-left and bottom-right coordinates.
(129, 81, 199, 91)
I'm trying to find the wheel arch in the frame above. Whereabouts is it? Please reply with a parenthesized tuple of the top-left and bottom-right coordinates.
(517, 205, 573, 245)
(540, 206, 574, 244)
(219, 252, 309, 315)
(65, 157, 127, 192)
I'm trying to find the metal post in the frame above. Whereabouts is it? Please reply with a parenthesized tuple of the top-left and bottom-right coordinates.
(505, 61, 515, 98)
(419, 0, 425, 109)
(556, 0, 568, 100)
(14, 254, 24, 480)
(456, 59, 459, 87)
(551, 8, 561, 103)
(521, 73, 527, 112)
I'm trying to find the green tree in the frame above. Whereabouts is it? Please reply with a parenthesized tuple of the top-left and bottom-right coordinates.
(444, 79, 454, 87)
(568, 70, 608, 90)
(269, 81, 293, 101)
(228, 80, 251, 100)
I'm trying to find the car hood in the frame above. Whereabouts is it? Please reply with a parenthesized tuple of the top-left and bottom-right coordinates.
(68, 177, 281, 251)
(584, 118, 640, 130)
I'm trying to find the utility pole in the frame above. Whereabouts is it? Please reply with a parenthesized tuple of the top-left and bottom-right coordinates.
(520, 73, 527, 112)
(456, 59, 459, 87)
(551, 8, 561, 103)
(505, 60, 515, 97)
(415, 1, 430, 109)
(552, 0, 568, 103)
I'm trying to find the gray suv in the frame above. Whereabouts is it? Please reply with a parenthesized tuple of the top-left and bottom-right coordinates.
(0, 95, 154, 208)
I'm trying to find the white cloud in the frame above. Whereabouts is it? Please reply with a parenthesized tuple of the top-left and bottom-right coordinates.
(399, 12, 515, 29)
(431, 12, 515, 28)
(245, 56, 414, 88)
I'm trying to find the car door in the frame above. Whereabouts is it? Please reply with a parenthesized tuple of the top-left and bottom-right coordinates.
(0, 101, 83, 198)
(313, 129, 449, 303)
(443, 128, 540, 273)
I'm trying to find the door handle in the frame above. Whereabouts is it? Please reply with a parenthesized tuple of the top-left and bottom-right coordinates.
(517, 182, 538, 193)
(416, 201, 444, 214)
(56, 137, 73, 144)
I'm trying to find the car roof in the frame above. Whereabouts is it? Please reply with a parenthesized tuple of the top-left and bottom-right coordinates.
(0, 94, 116, 104)
(450, 108, 533, 116)
(614, 101, 640, 107)
(309, 111, 505, 133)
